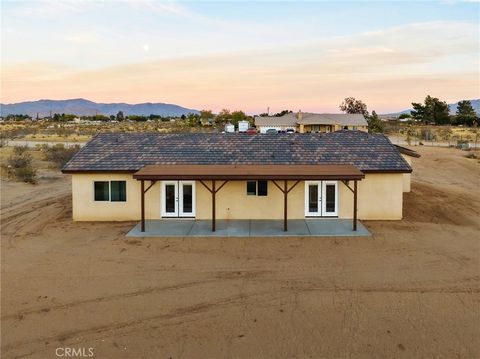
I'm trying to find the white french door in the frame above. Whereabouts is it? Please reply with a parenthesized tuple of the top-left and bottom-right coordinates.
(305, 181, 338, 217)
(161, 181, 195, 217)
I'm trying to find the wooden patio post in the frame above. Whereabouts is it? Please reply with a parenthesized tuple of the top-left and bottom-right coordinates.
(284, 180, 288, 232)
(212, 180, 216, 232)
(353, 180, 357, 231)
(141, 180, 145, 232)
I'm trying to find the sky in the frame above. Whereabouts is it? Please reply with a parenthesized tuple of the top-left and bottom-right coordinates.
(1, 0, 479, 114)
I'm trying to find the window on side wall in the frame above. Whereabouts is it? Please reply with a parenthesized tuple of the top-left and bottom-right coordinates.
(246, 180, 268, 196)
(257, 180, 268, 196)
(94, 181, 110, 201)
(94, 180, 127, 202)
(111, 181, 127, 202)
(246, 181, 257, 195)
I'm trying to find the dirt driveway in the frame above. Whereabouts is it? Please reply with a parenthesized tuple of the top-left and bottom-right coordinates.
(1, 146, 479, 359)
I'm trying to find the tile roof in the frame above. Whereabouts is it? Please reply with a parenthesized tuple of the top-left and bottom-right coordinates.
(254, 113, 368, 127)
(254, 113, 298, 126)
(299, 113, 368, 126)
(62, 131, 412, 173)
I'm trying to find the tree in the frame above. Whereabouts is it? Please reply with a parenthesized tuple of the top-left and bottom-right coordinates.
(116, 111, 125, 122)
(230, 110, 247, 127)
(186, 113, 201, 127)
(273, 110, 292, 117)
(410, 95, 450, 125)
(455, 100, 477, 127)
(398, 113, 411, 119)
(200, 110, 214, 124)
(367, 111, 384, 133)
(215, 109, 232, 125)
(339, 97, 369, 117)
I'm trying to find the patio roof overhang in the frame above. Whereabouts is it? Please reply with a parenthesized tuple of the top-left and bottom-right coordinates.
(132, 164, 365, 181)
(134, 164, 364, 234)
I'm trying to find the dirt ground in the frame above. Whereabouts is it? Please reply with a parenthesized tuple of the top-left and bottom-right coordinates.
(1, 146, 479, 359)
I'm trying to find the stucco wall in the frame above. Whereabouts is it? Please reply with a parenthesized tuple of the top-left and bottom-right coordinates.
(196, 180, 305, 220)
(401, 154, 412, 193)
(70, 173, 404, 221)
(71, 173, 160, 221)
(339, 173, 404, 220)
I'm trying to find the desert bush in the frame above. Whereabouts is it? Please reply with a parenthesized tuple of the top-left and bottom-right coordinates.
(5, 145, 37, 183)
(43, 144, 81, 168)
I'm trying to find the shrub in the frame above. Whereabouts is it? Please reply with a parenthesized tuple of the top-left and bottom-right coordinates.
(43, 144, 81, 168)
(6, 146, 37, 183)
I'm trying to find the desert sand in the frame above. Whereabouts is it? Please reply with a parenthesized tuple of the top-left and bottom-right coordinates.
(1, 146, 479, 359)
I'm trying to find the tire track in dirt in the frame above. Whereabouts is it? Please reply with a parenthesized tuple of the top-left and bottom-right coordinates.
(1, 279, 218, 320)
(2, 270, 270, 321)
(2, 289, 283, 353)
(1, 193, 70, 240)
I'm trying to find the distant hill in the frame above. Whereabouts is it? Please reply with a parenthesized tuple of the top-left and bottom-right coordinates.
(0, 98, 200, 117)
(385, 99, 480, 117)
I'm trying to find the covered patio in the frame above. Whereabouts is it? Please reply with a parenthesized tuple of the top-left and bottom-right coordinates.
(127, 219, 371, 237)
(133, 164, 365, 234)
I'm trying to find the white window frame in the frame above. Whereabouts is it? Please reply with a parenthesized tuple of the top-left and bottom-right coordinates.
(305, 181, 322, 217)
(93, 180, 127, 203)
(321, 181, 338, 217)
(179, 180, 196, 217)
(304, 180, 338, 217)
(161, 181, 196, 218)
(161, 181, 179, 217)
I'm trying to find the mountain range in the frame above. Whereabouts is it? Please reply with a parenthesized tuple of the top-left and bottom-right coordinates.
(1, 98, 479, 118)
(388, 99, 480, 116)
(0, 98, 200, 117)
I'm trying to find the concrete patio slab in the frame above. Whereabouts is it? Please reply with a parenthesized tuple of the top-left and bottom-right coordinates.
(127, 219, 371, 237)
(249, 220, 311, 237)
(189, 220, 250, 237)
(305, 218, 371, 236)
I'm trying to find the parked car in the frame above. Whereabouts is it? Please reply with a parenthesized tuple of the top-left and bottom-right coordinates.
(265, 128, 278, 134)
(246, 127, 257, 134)
(286, 129, 295, 133)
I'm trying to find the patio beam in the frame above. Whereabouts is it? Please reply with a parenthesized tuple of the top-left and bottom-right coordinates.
(353, 180, 357, 231)
(341, 180, 354, 193)
(141, 180, 145, 232)
(284, 180, 288, 231)
(144, 180, 157, 193)
(212, 180, 216, 232)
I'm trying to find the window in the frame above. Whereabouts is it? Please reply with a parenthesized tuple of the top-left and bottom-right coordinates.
(94, 181, 110, 201)
(247, 181, 256, 195)
(111, 181, 127, 202)
(257, 180, 268, 196)
(246, 181, 268, 196)
(94, 181, 127, 202)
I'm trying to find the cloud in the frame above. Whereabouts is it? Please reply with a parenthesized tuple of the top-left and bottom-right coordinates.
(66, 32, 98, 45)
(2, 21, 479, 113)
(8, 0, 191, 19)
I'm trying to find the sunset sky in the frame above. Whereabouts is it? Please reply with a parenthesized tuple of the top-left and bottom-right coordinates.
(1, 0, 479, 114)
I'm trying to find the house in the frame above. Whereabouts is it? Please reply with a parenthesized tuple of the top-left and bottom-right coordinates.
(62, 131, 419, 232)
(254, 111, 368, 133)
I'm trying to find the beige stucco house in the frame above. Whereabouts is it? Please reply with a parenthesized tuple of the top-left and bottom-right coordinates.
(254, 112, 368, 133)
(62, 131, 418, 233)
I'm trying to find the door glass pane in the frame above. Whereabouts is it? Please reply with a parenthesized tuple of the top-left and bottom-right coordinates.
(111, 181, 126, 202)
(308, 185, 318, 212)
(94, 181, 109, 201)
(325, 184, 336, 212)
(165, 185, 176, 213)
(182, 184, 193, 213)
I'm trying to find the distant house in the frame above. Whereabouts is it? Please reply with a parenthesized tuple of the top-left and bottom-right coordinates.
(62, 131, 419, 233)
(254, 111, 368, 133)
